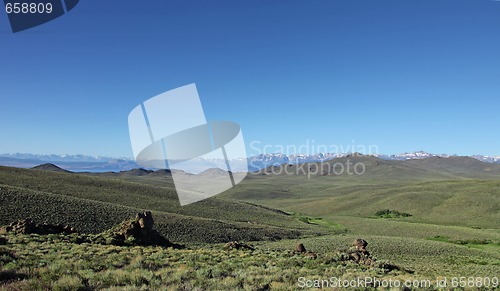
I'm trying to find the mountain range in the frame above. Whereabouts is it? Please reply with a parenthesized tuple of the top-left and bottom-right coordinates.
(0, 151, 499, 173)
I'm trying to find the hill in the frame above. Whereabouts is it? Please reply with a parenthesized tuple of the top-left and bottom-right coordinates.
(220, 155, 500, 232)
(401, 156, 500, 178)
(256, 154, 500, 181)
(277, 179, 500, 229)
(31, 163, 71, 173)
(0, 166, 323, 243)
(80, 155, 500, 230)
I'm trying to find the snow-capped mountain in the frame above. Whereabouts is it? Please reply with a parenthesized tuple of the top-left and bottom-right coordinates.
(373, 151, 453, 161)
(470, 155, 500, 164)
(1, 151, 499, 173)
(247, 153, 289, 169)
(288, 153, 341, 164)
(247, 151, 500, 169)
(0, 153, 128, 163)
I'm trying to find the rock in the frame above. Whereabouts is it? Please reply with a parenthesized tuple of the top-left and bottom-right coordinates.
(304, 251, 318, 259)
(224, 241, 255, 250)
(330, 239, 375, 266)
(292, 243, 317, 259)
(136, 211, 154, 230)
(348, 250, 372, 265)
(352, 238, 368, 252)
(329, 239, 409, 273)
(348, 249, 372, 265)
(1, 219, 76, 235)
(111, 211, 175, 247)
(295, 243, 306, 253)
(350, 251, 360, 262)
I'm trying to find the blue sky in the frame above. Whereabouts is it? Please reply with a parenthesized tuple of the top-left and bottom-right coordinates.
(1, 0, 499, 158)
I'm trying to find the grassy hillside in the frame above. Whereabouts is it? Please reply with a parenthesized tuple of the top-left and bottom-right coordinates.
(401, 156, 500, 179)
(72, 155, 500, 240)
(0, 166, 323, 243)
(255, 155, 500, 181)
(220, 156, 500, 230)
(0, 233, 413, 290)
(279, 179, 500, 229)
(1, 231, 497, 290)
(258, 234, 500, 278)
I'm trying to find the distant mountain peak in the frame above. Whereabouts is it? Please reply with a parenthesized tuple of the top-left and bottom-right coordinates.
(2, 150, 500, 173)
(32, 163, 71, 173)
(0, 153, 127, 163)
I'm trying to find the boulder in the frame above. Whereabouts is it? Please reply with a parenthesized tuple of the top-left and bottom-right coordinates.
(113, 211, 174, 247)
(352, 238, 368, 252)
(136, 211, 154, 230)
(293, 243, 317, 259)
(304, 251, 318, 259)
(295, 243, 306, 253)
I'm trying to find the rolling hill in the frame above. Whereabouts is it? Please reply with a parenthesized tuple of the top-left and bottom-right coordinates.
(0, 166, 323, 244)
(63, 154, 500, 231)
(220, 155, 500, 234)
(31, 163, 71, 173)
(255, 154, 500, 180)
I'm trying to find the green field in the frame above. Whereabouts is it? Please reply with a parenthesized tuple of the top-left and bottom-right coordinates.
(0, 155, 499, 289)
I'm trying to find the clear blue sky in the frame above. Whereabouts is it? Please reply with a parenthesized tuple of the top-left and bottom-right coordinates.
(1, 0, 499, 158)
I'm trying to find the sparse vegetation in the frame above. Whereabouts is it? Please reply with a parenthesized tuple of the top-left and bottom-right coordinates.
(427, 236, 500, 250)
(258, 235, 500, 278)
(285, 211, 348, 232)
(374, 209, 412, 218)
(0, 233, 413, 290)
(0, 159, 499, 289)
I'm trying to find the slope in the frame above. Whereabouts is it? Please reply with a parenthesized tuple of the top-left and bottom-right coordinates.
(221, 156, 500, 230)
(0, 166, 323, 243)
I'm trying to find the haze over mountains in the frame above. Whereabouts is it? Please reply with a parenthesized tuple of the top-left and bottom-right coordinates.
(0, 151, 499, 173)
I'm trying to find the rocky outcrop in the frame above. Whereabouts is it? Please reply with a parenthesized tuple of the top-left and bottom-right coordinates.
(0, 219, 75, 235)
(353, 238, 368, 250)
(104, 211, 176, 247)
(295, 243, 306, 253)
(346, 238, 373, 265)
(352, 238, 370, 256)
(293, 243, 317, 259)
(331, 238, 404, 272)
(1, 213, 182, 249)
(136, 211, 154, 230)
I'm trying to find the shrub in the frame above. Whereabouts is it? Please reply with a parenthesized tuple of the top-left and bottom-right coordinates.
(375, 209, 412, 218)
(52, 275, 85, 291)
